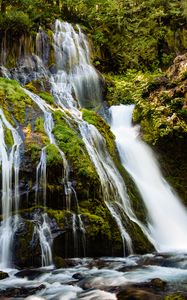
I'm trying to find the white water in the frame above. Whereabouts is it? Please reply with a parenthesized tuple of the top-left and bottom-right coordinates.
(110, 104, 187, 252)
(33, 213, 53, 267)
(52, 20, 102, 110)
(0, 109, 22, 268)
(35, 147, 47, 205)
(50, 20, 153, 254)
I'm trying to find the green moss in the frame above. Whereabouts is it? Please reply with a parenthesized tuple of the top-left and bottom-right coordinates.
(47, 209, 66, 228)
(53, 110, 99, 186)
(4, 127, 14, 148)
(81, 210, 111, 239)
(35, 117, 45, 134)
(46, 144, 63, 167)
(38, 91, 54, 105)
(82, 109, 116, 159)
(0, 78, 32, 124)
(82, 108, 148, 227)
(27, 142, 42, 161)
(24, 80, 55, 106)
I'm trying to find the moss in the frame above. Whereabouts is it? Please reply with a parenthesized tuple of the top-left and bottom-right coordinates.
(34, 117, 49, 145)
(82, 109, 116, 159)
(38, 91, 54, 105)
(34, 117, 45, 134)
(82, 108, 148, 231)
(81, 210, 111, 239)
(14, 220, 38, 268)
(0, 77, 32, 124)
(4, 127, 14, 148)
(54, 256, 66, 268)
(24, 80, 54, 106)
(53, 110, 99, 187)
(46, 144, 64, 167)
(47, 209, 66, 228)
(27, 143, 42, 161)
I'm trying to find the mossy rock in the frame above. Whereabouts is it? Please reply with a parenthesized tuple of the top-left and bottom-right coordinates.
(52, 110, 100, 197)
(0, 77, 32, 124)
(25, 80, 55, 106)
(14, 220, 41, 268)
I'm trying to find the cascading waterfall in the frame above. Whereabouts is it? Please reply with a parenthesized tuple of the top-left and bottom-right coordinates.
(110, 104, 187, 252)
(52, 20, 102, 110)
(0, 109, 22, 269)
(79, 122, 153, 254)
(50, 20, 152, 254)
(0, 20, 153, 259)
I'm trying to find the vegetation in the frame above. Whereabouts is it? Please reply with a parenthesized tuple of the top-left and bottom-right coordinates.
(82, 108, 116, 159)
(0, 0, 187, 72)
(53, 110, 99, 188)
(0, 78, 31, 124)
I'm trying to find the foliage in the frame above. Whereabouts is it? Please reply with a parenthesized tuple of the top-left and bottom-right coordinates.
(0, 0, 187, 72)
(104, 70, 163, 106)
(0, 10, 31, 37)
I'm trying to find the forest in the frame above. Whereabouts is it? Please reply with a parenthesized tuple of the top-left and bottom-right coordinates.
(0, 0, 187, 71)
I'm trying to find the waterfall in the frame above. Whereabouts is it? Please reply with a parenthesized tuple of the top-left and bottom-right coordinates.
(0, 19, 169, 260)
(33, 213, 53, 267)
(52, 20, 102, 110)
(110, 104, 187, 252)
(0, 109, 22, 269)
(78, 214, 86, 257)
(50, 20, 152, 254)
(35, 147, 47, 204)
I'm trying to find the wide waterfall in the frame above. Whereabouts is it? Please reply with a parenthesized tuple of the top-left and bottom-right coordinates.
(110, 105, 187, 252)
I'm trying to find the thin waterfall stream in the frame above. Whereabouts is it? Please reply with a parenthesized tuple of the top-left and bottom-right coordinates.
(0, 109, 22, 269)
(110, 104, 187, 252)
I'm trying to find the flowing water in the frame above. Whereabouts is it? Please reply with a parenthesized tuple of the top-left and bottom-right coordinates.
(49, 20, 153, 254)
(0, 108, 22, 269)
(33, 213, 53, 267)
(110, 104, 187, 252)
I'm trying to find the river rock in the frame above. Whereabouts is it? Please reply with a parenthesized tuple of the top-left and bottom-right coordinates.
(117, 287, 163, 300)
(0, 284, 45, 297)
(15, 269, 44, 280)
(0, 271, 8, 280)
